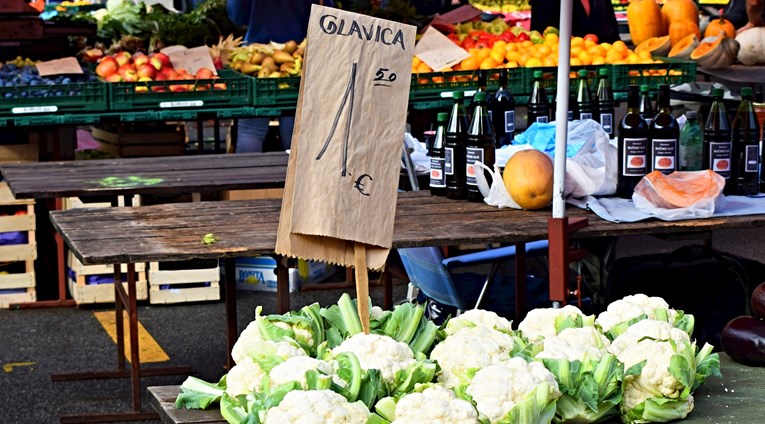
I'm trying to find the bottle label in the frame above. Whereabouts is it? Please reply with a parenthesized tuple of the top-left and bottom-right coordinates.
(430, 157, 446, 188)
(600, 113, 613, 135)
(465, 147, 484, 186)
(622, 137, 648, 176)
(709, 142, 732, 178)
(746, 145, 759, 173)
(580, 112, 593, 120)
(536, 116, 548, 124)
(567, 110, 573, 121)
(504, 110, 515, 133)
(652, 138, 677, 173)
(444, 147, 454, 175)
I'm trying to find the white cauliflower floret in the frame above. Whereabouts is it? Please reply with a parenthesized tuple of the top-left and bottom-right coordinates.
(445, 309, 514, 335)
(392, 385, 479, 424)
(225, 357, 266, 397)
(616, 339, 688, 411)
(596, 294, 678, 334)
(518, 305, 593, 341)
(268, 356, 334, 388)
(430, 326, 516, 388)
(466, 358, 561, 424)
(332, 333, 415, 383)
(231, 319, 307, 365)
(608, 319, 690, 358)
(370, 305, 386, 320)
(536, 326, 610, 362)
(264, 389, 369, 424)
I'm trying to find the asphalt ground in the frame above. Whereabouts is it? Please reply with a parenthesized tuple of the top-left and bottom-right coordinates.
(3, 228, 765, 423)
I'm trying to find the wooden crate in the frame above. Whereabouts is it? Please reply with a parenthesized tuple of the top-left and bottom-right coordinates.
(91, 124, 185, 158)
(0, 182, 36, 308)
(0, 290, 36, 308)
(0, 140, 38, 163)
(67, 273, 148, 305)
(220, 188, 284, 201)
(68, 252, 145, 279)
(63, 195, 141, 210)
(148, 261, 220, 304)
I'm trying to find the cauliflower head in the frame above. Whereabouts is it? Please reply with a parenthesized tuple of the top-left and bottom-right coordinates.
(596, 294, 679, 335)
(268, 356, 334, 389)
(430, 326, 517, 388)
(518, 305, 594, 341)
(608, 319, 690, 359)
(231, 319, 307, 365)
(535, 326, 610, 362)
(445, 309, 514, 336)
(617, 338, 689, 412)
(263, 389, 369, 424)
(466, 358, 561, 424)
(391, 385, 479, 424)
(226, 357, 266, 397)
(332, 333, 416, 383)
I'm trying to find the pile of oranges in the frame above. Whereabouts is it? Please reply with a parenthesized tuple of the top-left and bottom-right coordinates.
(412, 34, 663, 73)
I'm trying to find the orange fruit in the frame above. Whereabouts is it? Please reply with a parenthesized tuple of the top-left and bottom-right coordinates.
(570, 57, 583, 66)
(571, 37, 584, 47)
(518, 53, 531, 66)
(612, 40, 629, 57)
(506, 50, 521, 63)
(480, 57, 499, 69)
(637, 50, 652, 61)
(412, 56, 422, 68)
(591, 56, 606, 65)
(525, 57, 543, 67)
(475, 48, 491, 61)
(537, 44, 552, 57)
(416, 62, 432, 73)
(570, 46, 583, 57)
(578, 50, 592, 65)
(588, 45, 607, 58)
(492, 40, 507, 53)
(542, 56, 556, 67)
(491, 50, 505, 64)
(460, 56, 479, 71)
(506, 60, 519, 68)
(584, 39, 596, 49)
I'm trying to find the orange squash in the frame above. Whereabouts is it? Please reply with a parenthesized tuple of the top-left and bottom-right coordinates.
(635, 35, 672, 56)
(691, 31, 740, 69)
(661, 0, 699, 32)
(635, 170, 724, 209)
(669, 18, 701, 46)
(668, 33, 699, 59)
(705, 9, 736, 39)
(503, 150, 553, 210)
(627, 0, 666, 46)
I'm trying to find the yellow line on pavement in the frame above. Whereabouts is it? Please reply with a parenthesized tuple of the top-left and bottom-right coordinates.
(93, 311, 170, 364)
(3, 362, 36, 373)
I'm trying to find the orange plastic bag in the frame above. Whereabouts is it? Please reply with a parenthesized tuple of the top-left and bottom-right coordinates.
(632, 170, 726, 220)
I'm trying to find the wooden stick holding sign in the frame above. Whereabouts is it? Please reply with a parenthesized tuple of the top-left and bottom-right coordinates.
(275, 6, 416, 319)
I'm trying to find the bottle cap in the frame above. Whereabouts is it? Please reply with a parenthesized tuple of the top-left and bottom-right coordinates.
(533, 70, 543, 78)
(741, 87, 753, 97)
(578, 69, 588, 77)
(712, 88, 723, 98)
(474, 91, 487, 102)
(452, 91, 464, 100)
(640, 84, 650, 93)
(599, 68, 609, 76)
(436, 112, 449, 123)
(686, 110, 697, 119)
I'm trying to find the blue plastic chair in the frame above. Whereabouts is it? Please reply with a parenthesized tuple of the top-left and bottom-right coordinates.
(397, 240, 549, 314)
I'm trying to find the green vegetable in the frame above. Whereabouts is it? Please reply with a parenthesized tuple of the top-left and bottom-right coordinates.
(202, 233, 218, 245)
(175, 375, 226, 409)
(332, 352, 364, 402)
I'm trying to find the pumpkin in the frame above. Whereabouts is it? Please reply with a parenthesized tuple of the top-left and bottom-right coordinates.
(669, 18, 701, 46)
(627, 0, 666, 46)
(735, 26, 765, 65)
(635, 36, 672, 56)
(503, 150, 553, 210)
(705, 9, 736, 39)
(691, 31, 740, 69)
(668, 33, 699, 60)
(661, 0, 699, 32)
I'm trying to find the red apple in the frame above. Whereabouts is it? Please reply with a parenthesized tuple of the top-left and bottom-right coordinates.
(170, 84, 187, 92)
(95, 57, 118, 78)
(117, 63, 136, 76)
(151, 86, 167, 93)
(121, 71, 138, 82)
(162, 68, 179, 80)
(135, 85, 149, 93)
(213, 83, 227, 90)
(154, 73, 167, 81)
(114, 51, 132, 66)
(149, 52, 171, 68)
(133, 52, 149, 68)
(105, 74, 123, 83)
(136, 64, 157, 80)
(195, 67, 214, 80)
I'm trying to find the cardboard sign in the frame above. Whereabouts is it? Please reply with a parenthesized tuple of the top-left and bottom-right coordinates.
(414, 26, 470, 72)
(276, 5, 416, 270)
(36, 57, 83, 76)
(167, 45, 217, 75)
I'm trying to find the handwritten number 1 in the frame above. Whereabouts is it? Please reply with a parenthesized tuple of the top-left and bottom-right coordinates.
(315, 62, 357, 177)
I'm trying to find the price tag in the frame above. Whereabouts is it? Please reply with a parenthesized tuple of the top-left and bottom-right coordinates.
(159, 100, 204, 109)
(12, 106, 58, 114)
(167, 46, 217, 76)
(36, 57, 83, 77)
(414, 26, 470, 72)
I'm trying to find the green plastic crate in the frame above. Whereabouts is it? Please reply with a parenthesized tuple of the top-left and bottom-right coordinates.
(523, 66, 609, 96)
(610, 59, 696, 91)
(251, 76, 301, 107)
(409, 69, 526, 102)
(109, 69, 251, 111)
(0, 81, 108, 117)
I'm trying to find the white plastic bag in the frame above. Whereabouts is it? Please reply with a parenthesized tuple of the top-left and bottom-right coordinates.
(564, 120, 617, 198)
(475, 145, 535, 209)
(631, 170, 726, 221)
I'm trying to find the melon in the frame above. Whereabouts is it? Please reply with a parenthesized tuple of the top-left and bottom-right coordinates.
(736, 27, 765, 65)
(691, 31, 739, 69)
(502, 150, 554, 210)
(668, 33, 699, 59)
(635, 36, 672, 56)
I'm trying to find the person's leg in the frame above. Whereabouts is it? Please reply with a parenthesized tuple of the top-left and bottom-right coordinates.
(235, 117, 269, 153)
(278, 116, 296, 150)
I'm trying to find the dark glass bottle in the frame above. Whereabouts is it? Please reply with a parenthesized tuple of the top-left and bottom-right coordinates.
(648, 84, 680, 174)
(731, 87, 760, 195)
(469, 70, 488, 116)
(639, 85, 654, 126)
(595, 68, 615, 136)
(574, 69, 594, 121)
(445, 91, 470, 199)
(703, 88, 733, 194)
(490, 69, 515, 147)
(429, 112, 449, 196)
(527, 70, 550, 127)
(617, 85, 649, 198)
(466, 91, 495, 202)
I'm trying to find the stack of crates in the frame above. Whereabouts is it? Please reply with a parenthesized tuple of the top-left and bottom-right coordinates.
(147, 259, 220, 304)
(0, 182, 36, 307)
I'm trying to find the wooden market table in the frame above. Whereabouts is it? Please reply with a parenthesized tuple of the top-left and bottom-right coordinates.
(0, 151, 288, 309)
(145, 353, 760, 424)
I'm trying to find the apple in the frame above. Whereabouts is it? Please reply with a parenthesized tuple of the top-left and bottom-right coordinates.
(133, 52, 149, 68)
(95, 57, 118, 78)
(213, 83, 227, 90)
(154, 73, 167, 81)
(195, 67, 214, 80)
(114, 51, 132, 66)
(162, 68, 180, 80)
(149, 52, 171, 68)
(151, 86, 167, 93)
(105, 74, 123, 83)
(136, 64, 157, 80)
(121, 70, 138, 82)
(169, 84, 187, 92)
(135, 85, 149, 93)
(149, 57, 163, 70)
(117, 63, 136, 76)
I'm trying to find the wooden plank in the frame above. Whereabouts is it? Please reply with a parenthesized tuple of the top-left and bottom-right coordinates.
(0, 290, 36, 309)
(148, 284, 220, 304)
(148, 264, 220, 286)
(220, 188, 284, 201)
(0, 244, 36, 262)
(0, 271, 35, 289)
(148, 386, 225, 424)
(68, 277, 148, 304)
(0, 143, 38, 164)
(0, 213, 35, 233)
(0, 182, 34, 205)
(68, 251, 145, 275)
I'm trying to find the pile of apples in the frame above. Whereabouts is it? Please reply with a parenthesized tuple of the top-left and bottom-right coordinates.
(95, 52, 223, 92)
